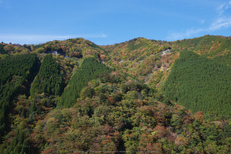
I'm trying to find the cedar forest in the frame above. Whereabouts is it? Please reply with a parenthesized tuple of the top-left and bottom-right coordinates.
(0, 35, 231, 153)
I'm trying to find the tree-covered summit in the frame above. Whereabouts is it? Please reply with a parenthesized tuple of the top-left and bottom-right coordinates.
(33, 38, 108, 59)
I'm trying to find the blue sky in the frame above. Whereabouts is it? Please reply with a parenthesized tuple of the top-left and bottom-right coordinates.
(0, 0, 231, 45)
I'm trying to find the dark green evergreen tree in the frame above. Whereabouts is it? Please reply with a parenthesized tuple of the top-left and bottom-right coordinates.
(0, 53, 39, 142)
(163, 50, 231, 115)
(30, 54, 63, 97)
(57, 57, 111, 108)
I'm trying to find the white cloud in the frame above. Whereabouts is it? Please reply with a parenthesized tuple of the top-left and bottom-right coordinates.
(209, 17, 231, 31)
(167, 17, 231, 40)
(217, 4, 225, 15)
(167, 28, 204, 40)
(217, 1, 231, 15)
(0, 34, 107, 44)
(167, 1, 231, 41)
(226, 1, 231, 8)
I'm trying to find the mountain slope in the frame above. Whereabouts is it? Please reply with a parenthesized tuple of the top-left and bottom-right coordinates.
(30, 54, 64, 97)
(170, 35, 231, 65)
(57, 57, 111, 108)
(31, 68, 231, 154)
(0, 54, 39, 142)
(163, 50, 231, 115)
(101, 37, 173, 82)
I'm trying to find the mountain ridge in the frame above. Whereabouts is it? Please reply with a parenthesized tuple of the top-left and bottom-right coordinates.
(1, 35, 231, 153)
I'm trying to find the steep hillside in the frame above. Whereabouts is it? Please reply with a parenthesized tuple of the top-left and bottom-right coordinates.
(101, 37, 173, 83)
(170, 35, 231, 65)
(0, 54, 39, 142)
(30, 54, 64, 97)
(163, 50, 231, 115)
(30, 70, 231, 153)
(101, 35, 231, 116)
(57, 57, 111, 108)
(102, 35, 231, 90)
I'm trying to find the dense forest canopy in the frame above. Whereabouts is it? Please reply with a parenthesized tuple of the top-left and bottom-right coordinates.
(1, 35, 231, 153)
(30, 54, 63, 97)
(0, 44, 7, 54)
(32, 38, 107, 59)
(163, 50, 231, 115)
(0, 54, 39, 142)
(57, 57, 111, 108)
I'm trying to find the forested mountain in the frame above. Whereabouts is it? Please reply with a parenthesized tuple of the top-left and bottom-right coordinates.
(102, 35, 231, 85)
(1, 35, 231, 153)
